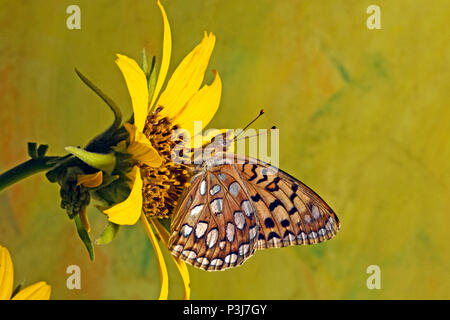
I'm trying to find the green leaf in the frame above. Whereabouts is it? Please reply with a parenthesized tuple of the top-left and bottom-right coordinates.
(65, 146, 116, 174)
(95, 221, 120, 245)
(74, 214, 95, 261)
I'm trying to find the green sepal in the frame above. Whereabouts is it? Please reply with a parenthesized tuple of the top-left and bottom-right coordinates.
(37, 144, 49, 158)
(11, 280, 25, 299)
(158, 217, 171, 234)
(141, 48, 150, 76)
(140, 48, 157, 108)
(75, 68, 124, 153)
(28, 143, 50, 160)
(27, 142, 38, 159)
(90, 174, 120, 192)
(95, 221, 120, 245)
(91, 174, 131, 207)
(65, 146, 116, 174)
(75, 68, 122, 130)
(147, 56, 157, 105)
(74, 214, 95, 261)
(45, 156, 78, 183)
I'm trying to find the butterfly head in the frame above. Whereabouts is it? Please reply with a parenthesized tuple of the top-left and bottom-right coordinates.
(204, 130, 234, 152)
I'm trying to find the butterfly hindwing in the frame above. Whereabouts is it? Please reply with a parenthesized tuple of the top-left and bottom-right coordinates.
(168, 164, 259, 271)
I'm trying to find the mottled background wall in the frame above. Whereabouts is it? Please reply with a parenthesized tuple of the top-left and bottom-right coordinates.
(0, 0, 448, 299)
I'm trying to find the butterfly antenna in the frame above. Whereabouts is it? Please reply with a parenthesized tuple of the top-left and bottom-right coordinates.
(234, 125, 277, 142)
(233, 109, 265, 141)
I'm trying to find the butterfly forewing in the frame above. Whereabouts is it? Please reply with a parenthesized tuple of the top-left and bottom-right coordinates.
(236, 154, 340, 249)
(168, 164, 259, 271)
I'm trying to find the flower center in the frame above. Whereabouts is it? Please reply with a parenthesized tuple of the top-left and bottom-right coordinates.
(139, 109, 192, 219)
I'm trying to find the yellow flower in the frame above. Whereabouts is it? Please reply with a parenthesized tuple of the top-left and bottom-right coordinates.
(102, 0, 222, 300)
(0, 245, 51, 300)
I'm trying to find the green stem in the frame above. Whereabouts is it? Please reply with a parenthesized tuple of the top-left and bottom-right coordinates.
(0, 157, 58, 192)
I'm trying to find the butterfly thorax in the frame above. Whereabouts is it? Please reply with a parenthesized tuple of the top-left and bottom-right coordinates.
(191, 130, 235, 169)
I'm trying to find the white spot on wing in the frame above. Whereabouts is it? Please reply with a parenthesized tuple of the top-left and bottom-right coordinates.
(199, 179, 207, 195)
(173, 245, 183, 253)
(304, 214, 311, 223)
(308, 231, 318, 240)
(182, 250, 197, 260)
(210, 198, 223, 215)
(186, 196, 192, 208)
(190, 204, 204, 218)
(210, 258, 223, 267)
(328, 216, 336, 226)
(238, 243, 250, 256)
(234, 211, 245, 230)
(228, 182, 241, 196)
(196, 257, 209, 266)
(206, 228, 218, 248)
(284, 232, 296, 242)
(226, 223, 235, 242)
(249, 225, 258, 240)
(182, 224, 193, 237)
(318, 228, 326, 237)
(195, 222, 208, 239)
(210, 184, 221, 196)
(224, 253, 238, 264)
(311, 205, 321, 219)
(219, 241, 226, 250)
(298, 232, 307, 242)
(241, 200, 253, 217)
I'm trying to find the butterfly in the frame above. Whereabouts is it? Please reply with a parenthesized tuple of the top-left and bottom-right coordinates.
(167, 129, 340, 271)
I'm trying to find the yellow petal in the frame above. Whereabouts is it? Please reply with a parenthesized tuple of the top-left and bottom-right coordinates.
(12, 281, 51, 300)
(130, 132, 163, 167)
(77, 171, 103, 188)
(115, 54, 149, 132)
(103, 167, 143, 225)
(124, 123, 163, 167)
(140, 213, 168, 300)
(123, 122, 137, 144)
(157, 32, 216, 119)
(175, 70, 222, 137)
(149, 0, 172, 110)
(151, 219, 190, 300)
(0, 246, 13, 300)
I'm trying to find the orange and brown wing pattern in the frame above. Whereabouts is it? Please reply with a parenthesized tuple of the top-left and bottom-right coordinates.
(235, 154, 340, 249)
(168, 164, 259, 271)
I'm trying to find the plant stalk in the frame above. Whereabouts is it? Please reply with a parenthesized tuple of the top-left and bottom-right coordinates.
(0, 157, 58, 192)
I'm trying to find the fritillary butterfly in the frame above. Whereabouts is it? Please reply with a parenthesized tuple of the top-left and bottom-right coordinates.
(168, 132, 340, 271)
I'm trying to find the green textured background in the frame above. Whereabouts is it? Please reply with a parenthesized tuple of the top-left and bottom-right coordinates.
(0, 0, 449, 299)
